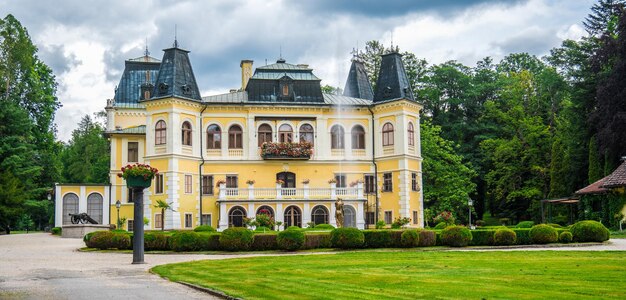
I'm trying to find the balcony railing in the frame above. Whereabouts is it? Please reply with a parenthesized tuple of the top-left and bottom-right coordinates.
(217, 183, 364, 201)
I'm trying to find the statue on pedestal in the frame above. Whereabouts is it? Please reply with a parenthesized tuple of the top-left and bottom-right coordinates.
(335, 198, 344, 228)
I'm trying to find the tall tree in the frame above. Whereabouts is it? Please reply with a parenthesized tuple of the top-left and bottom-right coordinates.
(60, 115, 110, 184)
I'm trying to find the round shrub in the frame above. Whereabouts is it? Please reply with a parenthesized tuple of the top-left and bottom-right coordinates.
(494, 228, 517, 246)
(194, 225, 216, 232)
(570, 220, 610, 242)
(219, 227, 254, 251)
(441, 226, 472, 247)
(515, 221, 534, 228)
(331, 228, 364, 249)
(287, 226, 302, 231)
(277, 228, 305, 251)
(170, 231, 200, 252)
(434, 222, 449, 230)
(144, 232, 170, 250)
(547, 223, 563, 228)
(111, 232, 131, 250)
(530, 224, 558, 244)
(559, 231, 573, 243)
(314, 224, 335, 230)
(87, 231, 114, 249)
(401, 230, 420, 248)
(363, 230, 392, 248)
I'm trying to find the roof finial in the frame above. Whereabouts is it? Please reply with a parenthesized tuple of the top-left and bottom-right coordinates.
(173, 24, 179, 48)
(279, 45, 282, 59)
(144, 38, 150, 57)
(390, 31, 394, 52)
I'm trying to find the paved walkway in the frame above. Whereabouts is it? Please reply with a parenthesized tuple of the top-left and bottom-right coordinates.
(1, 233, 625, 299)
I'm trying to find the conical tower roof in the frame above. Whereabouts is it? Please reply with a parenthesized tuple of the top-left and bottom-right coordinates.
(343, 59, 374, 100)
(373, 52, 414, 102)
(151, 43, 201, 101)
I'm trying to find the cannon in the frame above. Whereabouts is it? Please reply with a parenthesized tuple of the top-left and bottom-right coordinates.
(68, 213, 99, 224)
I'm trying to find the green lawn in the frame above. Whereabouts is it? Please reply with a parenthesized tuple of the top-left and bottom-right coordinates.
(611, 231, 626, 239)
(152, 251, 626, 299)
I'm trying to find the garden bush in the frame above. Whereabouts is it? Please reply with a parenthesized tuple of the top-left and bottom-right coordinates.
(84, 231, 106, 248)
(200, 233, 222, 250)
(547, 223, 563, 228)
(512, 229, 531, 245)
(277, 228, 305, 251)
(388, 230, 404, 247)
(530, 224, 558, 244)
(314, 224, 335, 230)
(219, 227, 254, 251)
(400, 230, 420, 248)
(469, 230, 494, 246)
(570, 220, 610, 242)
(331, 228, 364, 249)
(418, 230, 437, 247)
(434, 222, 449, 230)
(559, 231, 573, 243)
(86, 231, 113, 249)
(441, 226, 472, 247)
(516, 221, 534, 228)
(83, 231, 97, 244)
(303, 233, 332, 249)
(251, 234, 278, 251)
(287, 226, 302, 231)
(193, 225, 216, 232)
(254, 226, 272, 232)
(51, 227, 62, 235)
(363, 230, 392, 248)
(110, 232, 131, 250)
(494, 228, 517, 246)
(144, 232, 170, 250)
(170, 231, 201, 252)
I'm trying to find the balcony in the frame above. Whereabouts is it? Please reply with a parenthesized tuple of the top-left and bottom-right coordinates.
(217, 182, 364, 201)
(260, 142, 312, 160)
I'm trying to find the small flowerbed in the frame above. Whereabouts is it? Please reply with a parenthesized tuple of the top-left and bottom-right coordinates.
(261, 142, 312, 159)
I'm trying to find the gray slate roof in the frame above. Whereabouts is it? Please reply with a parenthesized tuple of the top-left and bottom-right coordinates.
(113, 55, 160, 105)
(374, 52, 414, 102)
(202, 91, 371, 106)
(151, 46, 202, 101)
(343, 59, 374, 100)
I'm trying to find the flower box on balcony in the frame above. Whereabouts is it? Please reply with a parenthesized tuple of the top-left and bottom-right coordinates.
(261, 142, 312, 160)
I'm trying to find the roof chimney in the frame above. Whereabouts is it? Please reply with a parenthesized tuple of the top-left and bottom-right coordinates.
(240, 60, 253, 90)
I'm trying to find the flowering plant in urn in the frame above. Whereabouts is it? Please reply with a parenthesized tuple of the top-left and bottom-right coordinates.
(118, 163, 158, 188)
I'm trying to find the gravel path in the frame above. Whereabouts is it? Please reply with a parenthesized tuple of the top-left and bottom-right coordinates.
(1, 233, 625, 299)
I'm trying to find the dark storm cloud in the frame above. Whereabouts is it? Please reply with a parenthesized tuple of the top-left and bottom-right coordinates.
(296, 0, 527, 18)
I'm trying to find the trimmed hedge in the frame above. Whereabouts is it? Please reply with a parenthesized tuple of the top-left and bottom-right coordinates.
(388, 231, 404, 248)
(441, 226, 472, 247)
(469, 230, 494, 246)
(251, 234, 278, 251)
(516, 221, 534, 228)
(331, 228, 364, 249)
(219, 227, 254, 251)
(314, 224, 335, 230)
(303, 233, 332, 249)
(86, 231, 130, 250)
(144, 232, 170, 250)
(559, 231, 573, 243)
(401, 230, 420, 248)
(363, 230, 392, 248)
(570, 220, 610, 242)
(512, 229, 531, 245)
(201, 233, 222, 251)
(418, 230, 436, 247)
(194, 225, 216, 232)
(494, 228, 517, 246)
(51, 227, 62, 235)
(530, 224, 558, 244)
(170, 231, 201, 252)
(277, 229, 305, 251)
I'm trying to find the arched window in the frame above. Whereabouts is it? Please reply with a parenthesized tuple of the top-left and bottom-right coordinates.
(408, 122, 415, 146)
(279, 124, 293, 143)
(155, 120, 166, 145)
(276, 172, 296, 188)
(344, 205, 356, 228)
(284, 205, 302, 228)
(62, 193, 79, 225)
(382, 122, 394, 146)
(258, 124, 273, 146)
(256, 205, 275, 219)
(182, 121, 192, 146)
(351, 125, 365, 149)
(87, 193, 103, 224)
(228, 206, 247, 227)
(311, 205, 329, 225)
(330, 125, 344, 149)
(228, 125, 243, 149)
(299, 124, 314, 145)
(206, 125, 221, 149)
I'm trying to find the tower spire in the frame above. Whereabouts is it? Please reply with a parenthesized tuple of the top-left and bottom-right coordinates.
(173, 24, 179, 48)
(144, 38, 150, 57)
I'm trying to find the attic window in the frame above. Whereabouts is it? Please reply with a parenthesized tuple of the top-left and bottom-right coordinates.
(181, 84, 191, 95)
(383, 86, 392, 98)
(158, 83, 169, 93)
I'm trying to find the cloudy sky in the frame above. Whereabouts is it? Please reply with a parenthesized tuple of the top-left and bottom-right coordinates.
(2, 0, 594, 141)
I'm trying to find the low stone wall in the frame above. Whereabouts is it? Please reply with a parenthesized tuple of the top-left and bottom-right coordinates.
(62, 224, 111, 239)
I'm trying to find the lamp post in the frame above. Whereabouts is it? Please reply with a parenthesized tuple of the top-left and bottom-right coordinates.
(468, 197, 474, 230)
(115, 200, 121, 229)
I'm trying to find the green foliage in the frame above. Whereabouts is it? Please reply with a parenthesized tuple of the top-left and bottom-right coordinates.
(313, 224, 334, 230)
(111, 232, 131, 250)
(512, 229, 532, 245)
(51, 227, 61, 235)
(441, 226, 472, 247)
(330, 228, 364, 249)
(363, 230, 392, 248)
(254, 213, 275, 228)
(198, 233, 221, 251)
(400, 230, 420, 248)
(559, 231, 573, 243)
(587, 137, 603, 183)
(170, 231, 201, 252)
(469, 230, 495, 246)
(391, 217, 411, 229)
(494, 228, 517, 246)
(570, 220, 610, 242)
(434, 222, 450, 230)
(530, 224, 558, 244)
(194, 225, 216, 232)
(219, 227, 254, 251)
(277, 228, 305, 251)
(303, 233, 332, 249)
(144, 232, 170, 251)
(250, 234, 278, 251)
(516, 221, 535, 228)
(418, 230, 437, 247)
(60, 115, 109, 183)
(375, 220, 386, 229)
(86, 231, 130, 250)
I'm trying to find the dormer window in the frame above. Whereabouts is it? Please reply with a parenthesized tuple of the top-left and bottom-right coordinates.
(158, 82, 169, 94)
(181, 84, 191, 95)
(282, 85, 289, 96)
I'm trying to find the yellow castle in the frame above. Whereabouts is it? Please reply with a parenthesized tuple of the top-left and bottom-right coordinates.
(54, 42, 423, 231)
